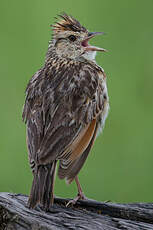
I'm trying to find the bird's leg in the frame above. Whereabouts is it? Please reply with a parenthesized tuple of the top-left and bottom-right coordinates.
(66, 176, 86, 207)
(75, 176, 86, 200)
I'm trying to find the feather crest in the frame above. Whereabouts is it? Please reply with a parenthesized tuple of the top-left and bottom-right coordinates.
(52, 13, 87, 34)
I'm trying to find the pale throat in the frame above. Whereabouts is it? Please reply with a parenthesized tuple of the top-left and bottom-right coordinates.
(82, 50, 97, 61)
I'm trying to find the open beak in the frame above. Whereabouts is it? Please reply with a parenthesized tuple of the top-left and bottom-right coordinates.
(82, 32, 107, 52)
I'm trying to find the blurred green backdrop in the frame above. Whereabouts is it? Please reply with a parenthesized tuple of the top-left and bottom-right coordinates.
(0, 0, 153, 203)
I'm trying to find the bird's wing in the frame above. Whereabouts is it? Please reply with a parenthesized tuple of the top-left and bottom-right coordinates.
(23, 63, 106, 175)
(56, 66, 107, 181)
(58, 119, 98, 182)
(22, 69, 46, 171)
(61, 120, 99, 183)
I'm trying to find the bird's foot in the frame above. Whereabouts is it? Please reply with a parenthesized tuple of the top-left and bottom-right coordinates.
(66, 192, 87, 207)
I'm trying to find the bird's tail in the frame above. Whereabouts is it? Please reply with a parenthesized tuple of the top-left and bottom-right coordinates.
(28, 161, 57, 211)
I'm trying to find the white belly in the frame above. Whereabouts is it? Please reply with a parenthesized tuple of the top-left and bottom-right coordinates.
(96, 79, 109, 137)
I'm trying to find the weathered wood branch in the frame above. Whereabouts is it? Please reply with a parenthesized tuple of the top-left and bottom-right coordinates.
(0, 193, 153, 229)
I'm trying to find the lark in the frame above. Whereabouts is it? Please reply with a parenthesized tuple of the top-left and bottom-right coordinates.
(22, 13, 109, 210)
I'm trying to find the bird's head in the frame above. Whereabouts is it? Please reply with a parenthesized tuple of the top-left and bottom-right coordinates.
(49, 13, 107, 61)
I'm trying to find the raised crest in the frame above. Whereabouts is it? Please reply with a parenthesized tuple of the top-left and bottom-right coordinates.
(52, 13, 87, 34)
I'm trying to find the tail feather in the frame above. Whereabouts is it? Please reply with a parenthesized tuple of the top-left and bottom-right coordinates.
(28, 161, 57, 210)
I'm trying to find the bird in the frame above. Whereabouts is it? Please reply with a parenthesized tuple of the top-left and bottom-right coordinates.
(22, 13, 109, 211)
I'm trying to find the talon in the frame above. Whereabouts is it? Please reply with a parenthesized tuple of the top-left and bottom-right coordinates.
(66, 199, 77, 207)
(66, 192, 87, 207)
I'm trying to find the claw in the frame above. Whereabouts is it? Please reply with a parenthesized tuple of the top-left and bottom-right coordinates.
(66, 192, 86, 207)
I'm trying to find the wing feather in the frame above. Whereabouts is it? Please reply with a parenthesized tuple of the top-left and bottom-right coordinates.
(58, 121, 98, 182)
(60, 119, 96, 166)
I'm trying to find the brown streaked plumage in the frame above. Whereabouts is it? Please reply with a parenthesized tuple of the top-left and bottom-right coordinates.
(22, 13, 109, 210)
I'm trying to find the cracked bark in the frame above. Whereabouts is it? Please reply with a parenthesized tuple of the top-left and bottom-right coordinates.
(0, 192, 153, 230)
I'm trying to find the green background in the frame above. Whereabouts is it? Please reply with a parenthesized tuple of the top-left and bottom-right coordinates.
(0, 0, 153, 203)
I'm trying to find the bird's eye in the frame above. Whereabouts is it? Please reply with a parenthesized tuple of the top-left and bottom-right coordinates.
(68, 35, 77, 42)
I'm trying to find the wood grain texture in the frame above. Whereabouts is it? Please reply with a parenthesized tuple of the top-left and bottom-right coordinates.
(0, 192, 153, 230)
